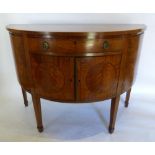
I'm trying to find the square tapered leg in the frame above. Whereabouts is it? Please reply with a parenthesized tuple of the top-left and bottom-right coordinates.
(125, 88, 131, 108)
(21, 88, 28, 107)
(109, 95, 120, 134)
(32, 94, 43, 132)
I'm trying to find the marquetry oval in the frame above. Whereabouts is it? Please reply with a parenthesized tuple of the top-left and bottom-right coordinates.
(85, 62, 116, 94)
(35, 64, 65, 92)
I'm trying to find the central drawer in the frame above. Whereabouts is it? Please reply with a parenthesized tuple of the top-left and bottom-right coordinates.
(27, 37, 124, 54)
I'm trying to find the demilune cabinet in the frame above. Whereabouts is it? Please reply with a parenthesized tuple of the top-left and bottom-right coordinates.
(7, 24, 146, 133)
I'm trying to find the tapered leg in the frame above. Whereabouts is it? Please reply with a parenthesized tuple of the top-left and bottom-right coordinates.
(32, 94, 43, 132)
(21, 88, 28, 107)
(125, 88, 131, 108)
(109, 95, 120, 134)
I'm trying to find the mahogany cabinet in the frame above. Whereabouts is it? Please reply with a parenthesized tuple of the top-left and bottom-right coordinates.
(7, 24, 146, 133)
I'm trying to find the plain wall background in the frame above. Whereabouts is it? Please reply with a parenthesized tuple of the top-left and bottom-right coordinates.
(0, 13, 155, 97)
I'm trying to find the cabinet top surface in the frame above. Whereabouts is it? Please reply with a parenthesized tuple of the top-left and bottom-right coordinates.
(6, 24, 146, 34)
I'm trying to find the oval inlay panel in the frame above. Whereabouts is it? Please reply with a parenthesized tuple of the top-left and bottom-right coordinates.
(85, 62, 116, 94)
(36, 64, 64, 92)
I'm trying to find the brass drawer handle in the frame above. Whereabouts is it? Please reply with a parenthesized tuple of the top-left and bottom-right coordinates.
(103, 40, 109, 49)
(42, 41, 49, 50)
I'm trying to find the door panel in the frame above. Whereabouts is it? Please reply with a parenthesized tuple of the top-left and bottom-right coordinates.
(76, 55, 122, 101)
(30, 54, 74, 101)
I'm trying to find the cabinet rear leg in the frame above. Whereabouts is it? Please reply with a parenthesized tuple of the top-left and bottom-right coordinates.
(21, 87, 28, 107)
(109, 95, 120, 134)
(125, 88, 131, 108)
(32, 94, 43, 132)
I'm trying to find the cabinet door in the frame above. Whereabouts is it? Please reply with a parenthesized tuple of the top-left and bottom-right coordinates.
(30, 54, 74, 101)
(76, 55, 122, 101)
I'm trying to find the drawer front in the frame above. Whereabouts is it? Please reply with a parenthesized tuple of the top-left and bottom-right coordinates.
(28, 38, 76, 53)
(27, 37, 123, 54)
(76, 38, 124, 53)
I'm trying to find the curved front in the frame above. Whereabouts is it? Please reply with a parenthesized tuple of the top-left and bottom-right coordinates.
(9, 34, 32, 91)
(8, 27, 144, 103)
(121, 34, 144, 93)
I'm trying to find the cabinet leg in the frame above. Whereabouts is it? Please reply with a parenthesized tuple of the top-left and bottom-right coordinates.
(32, 94, 43, 132)
(125, 88, 131, 108)
(21, 88, 28, 107)
(109, 95, 120, 134)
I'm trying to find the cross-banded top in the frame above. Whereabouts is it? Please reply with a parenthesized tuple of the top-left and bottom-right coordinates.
(6, 24, 146, 35)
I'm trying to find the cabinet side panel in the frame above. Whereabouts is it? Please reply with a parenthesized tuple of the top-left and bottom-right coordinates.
(121, 34, 143, 93)
(9, 34, 32, 90)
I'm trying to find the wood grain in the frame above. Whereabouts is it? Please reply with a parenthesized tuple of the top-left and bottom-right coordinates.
(7, 24, 145, 133)
(76, 55, 121, 101)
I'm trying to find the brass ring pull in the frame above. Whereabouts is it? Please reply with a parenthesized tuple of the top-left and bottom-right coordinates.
(42, 41, 49, 50)
(103, 40, 109, 49)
